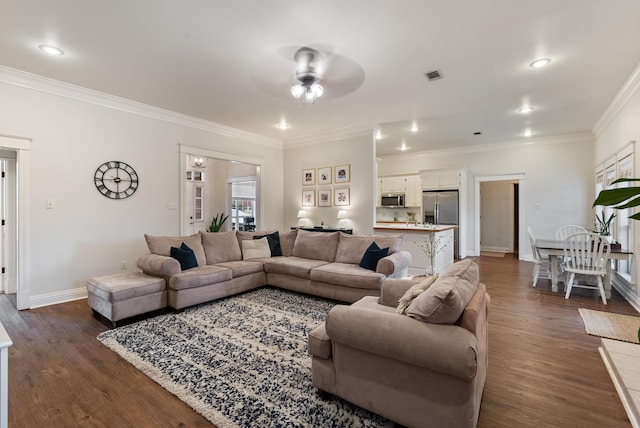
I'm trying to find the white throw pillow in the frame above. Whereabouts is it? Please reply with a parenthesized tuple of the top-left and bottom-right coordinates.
(242, 237, 271, 260)
(396, 275, 438, 314)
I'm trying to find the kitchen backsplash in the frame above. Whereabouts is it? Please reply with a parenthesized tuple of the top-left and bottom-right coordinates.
(376, 207, 421, 222)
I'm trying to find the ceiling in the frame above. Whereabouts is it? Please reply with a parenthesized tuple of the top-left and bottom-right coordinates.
(2, 0, 640, 157)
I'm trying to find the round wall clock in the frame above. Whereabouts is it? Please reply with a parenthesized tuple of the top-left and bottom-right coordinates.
(94, 161, 139, 199)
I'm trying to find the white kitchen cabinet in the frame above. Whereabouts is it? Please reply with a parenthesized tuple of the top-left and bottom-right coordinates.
(420, 168, 464, 189)
(380, 176, 406, 193)
(378, 175, 421, 207)
(404, 175, 421, 207)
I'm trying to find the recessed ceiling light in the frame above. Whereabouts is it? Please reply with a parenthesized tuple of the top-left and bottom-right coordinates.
(524, 129, 533, 137)
(518, 106, 534, 114)
(375, 129, 382, 140)
(530, 58, 551, 68)
(400, 142, 408, 151)
(410, 124, 418, 132)
(39, 44, 64, 56)
(277, 121, 289, 130)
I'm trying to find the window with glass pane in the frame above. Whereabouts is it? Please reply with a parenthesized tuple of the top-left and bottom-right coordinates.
(231, 181, 256, 231)
(616, 155, 633, 276)
(194, 185, 204, 222)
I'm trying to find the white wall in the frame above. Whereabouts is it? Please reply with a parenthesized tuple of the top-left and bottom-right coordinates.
(0, 77, 283, 308)
(378, 136, 595, 259)
(283, 134, 376, 234)
(593, 65, 640, 310)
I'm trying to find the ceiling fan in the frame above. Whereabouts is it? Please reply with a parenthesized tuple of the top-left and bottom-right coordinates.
(249, 44, 365, 103)
(290, 47, 325, 105)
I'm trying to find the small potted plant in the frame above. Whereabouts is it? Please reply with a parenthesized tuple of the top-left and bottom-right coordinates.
(593, 210, 615, 242)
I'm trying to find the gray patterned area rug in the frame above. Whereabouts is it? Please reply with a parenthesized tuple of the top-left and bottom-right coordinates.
(97, 287, 393, 428)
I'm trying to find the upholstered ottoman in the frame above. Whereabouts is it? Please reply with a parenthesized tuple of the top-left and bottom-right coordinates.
(86, 272, 167, 327)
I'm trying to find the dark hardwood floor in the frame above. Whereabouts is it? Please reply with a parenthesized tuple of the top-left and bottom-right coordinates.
(0, 255, 636, 427)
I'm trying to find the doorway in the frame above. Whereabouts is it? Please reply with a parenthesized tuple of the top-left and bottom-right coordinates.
(179, 145, 262, 236)
(474, 174, 525, 258)
(0, 134, 30, 310)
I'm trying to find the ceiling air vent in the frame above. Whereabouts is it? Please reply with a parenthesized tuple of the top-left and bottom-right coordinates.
(424, 70, 442, 81)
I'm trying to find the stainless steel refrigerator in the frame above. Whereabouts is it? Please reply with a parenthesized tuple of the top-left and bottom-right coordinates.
(423, 190, 459, 259)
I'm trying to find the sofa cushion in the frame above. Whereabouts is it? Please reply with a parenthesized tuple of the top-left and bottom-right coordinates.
(145, 233, 206, 267)
(170, 242, 198, 270)
(200, 231, 242, 264)
(262, 256, 330, 279)
(236, 230, 275, 247)
(310, 263, 385, 290)
(439, 257, 480, 283)
(279, 229, 297, 257)
(242, 238, 271, 260)
(168, 265, 233, 291)
(292, 230, 339, 262)
(215, 260, 265, 277)
(396, 275, 438, 314)
(358, 242, 389, 271)
(406, 259, 478, 324)
(335, 233, 403, 264)
(253, 231, 282, 256)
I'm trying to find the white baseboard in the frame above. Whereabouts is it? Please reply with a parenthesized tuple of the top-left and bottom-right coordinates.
(612, 280, 640, 314)
(480, 246, 509, 253)
(29, 287, 87, 309)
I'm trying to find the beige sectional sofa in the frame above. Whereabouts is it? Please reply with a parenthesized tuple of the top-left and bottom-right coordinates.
(308, 259, 489, 428)
(136, 229, 411, 310)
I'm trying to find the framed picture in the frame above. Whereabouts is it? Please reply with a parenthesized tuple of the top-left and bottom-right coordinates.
(318, 166, 332, 185)
(318, 189, 332, 207)
(302, 168, 316, 186)
(302, 189, 315, 206)
(334, 187, 350, 206)
(334, 164, 350, 183)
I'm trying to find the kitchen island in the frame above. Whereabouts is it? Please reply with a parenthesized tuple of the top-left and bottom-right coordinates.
(374, 223, 455, 276)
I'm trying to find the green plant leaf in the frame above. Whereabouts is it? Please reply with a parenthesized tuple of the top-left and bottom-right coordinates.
(593, 187, 640, 207)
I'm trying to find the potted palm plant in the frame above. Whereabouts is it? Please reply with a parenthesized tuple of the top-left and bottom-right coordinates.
(207, 212, 228, 232)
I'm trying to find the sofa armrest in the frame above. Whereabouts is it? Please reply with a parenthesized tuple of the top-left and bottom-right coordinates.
(325, 305, 478, 381)
(376, 250, 411, 277)
(136, 253, 181, 276)
(379, 278, 420, 307)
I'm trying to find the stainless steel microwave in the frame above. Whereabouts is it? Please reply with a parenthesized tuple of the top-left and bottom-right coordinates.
(380, 193, 405, 207)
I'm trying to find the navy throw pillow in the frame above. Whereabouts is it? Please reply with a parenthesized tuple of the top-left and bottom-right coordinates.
(170, 242, 198, 270)
(359, 242, 390, 271)
(253, 231, 282, 256)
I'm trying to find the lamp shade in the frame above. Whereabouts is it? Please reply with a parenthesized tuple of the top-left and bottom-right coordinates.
(297, 210, 307, 218)
(337, 210, 348, 219)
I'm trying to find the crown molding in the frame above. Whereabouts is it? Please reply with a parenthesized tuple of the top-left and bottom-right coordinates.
(0, 65, 283, 149)
(592, 60, 640, 138)
(283, 124, 373, 149)
(378, 132, 594, 161)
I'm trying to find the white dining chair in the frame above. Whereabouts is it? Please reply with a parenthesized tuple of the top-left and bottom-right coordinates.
(555, 225, 588, 279)
(527, 226, 551, 287)
(556, 225, 587, 241)
(563, 232, 610, 304)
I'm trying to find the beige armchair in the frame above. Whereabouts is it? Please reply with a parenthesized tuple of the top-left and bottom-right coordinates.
(308, 271, 489, 427)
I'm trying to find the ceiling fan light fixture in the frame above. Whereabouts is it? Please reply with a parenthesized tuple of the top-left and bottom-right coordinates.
(290, 84, 304, 98)
(291, 80, 323, 104)
(310, 82, 323, 97)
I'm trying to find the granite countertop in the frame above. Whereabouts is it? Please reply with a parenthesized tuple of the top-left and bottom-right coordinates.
(373, 223, 457, 232)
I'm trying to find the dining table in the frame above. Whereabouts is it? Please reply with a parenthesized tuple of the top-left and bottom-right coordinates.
(535, 239, 633, 299)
